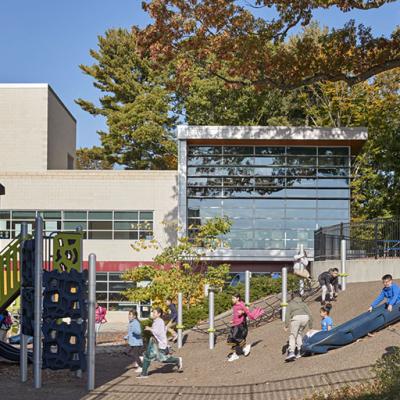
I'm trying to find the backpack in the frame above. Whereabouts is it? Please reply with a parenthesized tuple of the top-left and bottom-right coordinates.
(0, 313, 12, 331)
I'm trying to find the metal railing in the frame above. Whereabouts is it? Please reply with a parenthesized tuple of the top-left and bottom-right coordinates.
(314, 218, 400, 261)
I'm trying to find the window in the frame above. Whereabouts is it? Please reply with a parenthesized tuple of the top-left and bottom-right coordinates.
(0, 210, 154, 241)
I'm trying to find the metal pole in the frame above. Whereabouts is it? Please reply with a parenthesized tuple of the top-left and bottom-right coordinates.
(340, 239, 347, 291)
(34, 217, 43, 389)
(244, 270, 251, 306)
(87, 253, 96, 391)
(75, 226, 84, 379)
(208, 288, 215, 350)
(177, 292, 183, 349)
(281, 267, 288, 322)
(299, 244, 305, 295)
(20, 222, 28, 383)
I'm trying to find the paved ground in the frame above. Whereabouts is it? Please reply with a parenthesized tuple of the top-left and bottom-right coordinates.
(1, 281, 399, 400)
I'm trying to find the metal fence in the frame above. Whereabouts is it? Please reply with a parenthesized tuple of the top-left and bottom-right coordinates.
(314, 218, 400, 261)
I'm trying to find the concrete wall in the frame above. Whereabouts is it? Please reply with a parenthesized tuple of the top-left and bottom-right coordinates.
(0, 170, 178, 263)
(47, 87, 76, 169)
(312, 259, 400, 283)
(0, 84, 48, 171)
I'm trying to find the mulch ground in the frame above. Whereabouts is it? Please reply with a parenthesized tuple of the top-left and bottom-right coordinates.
(1, 281, 399, 400)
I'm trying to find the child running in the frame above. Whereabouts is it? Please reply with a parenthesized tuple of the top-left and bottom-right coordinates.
(124, 309, 144, 373)
(137, 308, 182, 378)
(227, 293, 264, 362)
(369, 274, 400, 313)
(165, 298, 178, 342)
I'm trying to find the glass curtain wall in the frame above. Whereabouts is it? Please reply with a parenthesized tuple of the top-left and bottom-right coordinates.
(187, 145, 351, 251)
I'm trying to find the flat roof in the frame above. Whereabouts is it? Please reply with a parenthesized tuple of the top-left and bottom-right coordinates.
(177, 126, 368, 141)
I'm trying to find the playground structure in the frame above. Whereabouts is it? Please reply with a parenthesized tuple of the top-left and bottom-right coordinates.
(0, 217, 96, 391)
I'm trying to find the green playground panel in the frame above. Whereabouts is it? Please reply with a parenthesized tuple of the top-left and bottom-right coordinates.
(0, 237, 23, 311)
(53, 232, 83, 272)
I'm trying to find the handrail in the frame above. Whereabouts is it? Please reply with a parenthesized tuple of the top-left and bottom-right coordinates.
(0, 237, 23, 313)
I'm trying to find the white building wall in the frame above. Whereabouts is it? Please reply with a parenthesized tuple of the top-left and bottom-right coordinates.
(0, 84, 48, 171)
(47, 88, 76, 169)
(0, 170, 178, 262)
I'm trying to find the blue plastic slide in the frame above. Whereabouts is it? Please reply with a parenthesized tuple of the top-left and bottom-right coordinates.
(302, 303, 400, 355)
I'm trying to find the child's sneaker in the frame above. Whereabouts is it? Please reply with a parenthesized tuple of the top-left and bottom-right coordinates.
(136, 374, 148, 379)
(285, 352, 296, 362)
(295, 353, 302, 359)
(243, 344, 251, 357)
(228, 353, 240, 362)
(135, 367, 143, 373)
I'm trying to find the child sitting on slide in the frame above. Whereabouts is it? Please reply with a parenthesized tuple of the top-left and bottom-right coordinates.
(305, 303, 334, 338)
(368, 274, 400, 313)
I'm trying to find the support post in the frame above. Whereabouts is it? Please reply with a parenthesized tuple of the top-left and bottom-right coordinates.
(20, 222, 28, 383)
(244, 270, 251, 306)
(87, 253, 96, 391)
(33, 217, 43, 389)
(281, 267, 288, 323)
(340, 239, 347, 291)
(299, 244, 304, 296)
(177, 292, 183, 349)
(208, 288, 215, 350)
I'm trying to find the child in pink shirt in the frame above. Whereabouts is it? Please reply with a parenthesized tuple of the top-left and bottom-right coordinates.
(227, 294, 264, 362)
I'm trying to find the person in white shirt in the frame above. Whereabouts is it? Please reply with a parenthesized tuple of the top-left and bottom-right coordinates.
(137, 308, 183, 378)
(293, 250, 310, 279)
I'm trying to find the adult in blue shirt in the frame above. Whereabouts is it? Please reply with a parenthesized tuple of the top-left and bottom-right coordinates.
(369, 274, 400, 313)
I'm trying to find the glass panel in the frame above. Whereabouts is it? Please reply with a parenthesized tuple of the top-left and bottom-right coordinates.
(286, 220, 318, 229)
(318, 156, 349, 167)
(63, 221, 87, 230)
(317, 189, 350, 198)
(287, 147, 317, 155)
(114, 211, 138, 220)
(255, 208, 285, 218)
(318, 199, 349, 209)
(254, 187, 286, 197)
(254, 156, 285, 166)
(88, 231, 112, 239)
(223, 188, 254, 197)
(253, 199, 283, 208)
(255, 220, 284, 229)
(285, 188, 317, 197)
(139, 221, 153, 230)
(223, 208, 253, 218)
(188, 146, 222, 156)
(188, 209, 200, 218)
(64, 211, 87, 220)
(114, 231, 139, 240)
(114, 221, 138, 230)
(109, 293, 125, 301)
(286, 156, 317, 166)
(96, 282, 107, 291)
(199, 208, 222, 218)
(188, 199, 222, 208)
(254, 167, 286, 176)
(286, 199, 317, 208)
(96, 294, 107, 301)
(187, 187, 223, 197)
(318, 209, 349, 220)
(223, 177, 254, 186)
(109, 282, 135, 291)
(108, 273, 124, 281)
(41, 211, 62, 219)
(223, 146, 253, 155)
(222, 156, 253, 166)
(96, 273, 108, 280)
(89, 221, 112, 230)
(187, 156, 222, 166)
(231, 219, 253, 229)
(187, 178, 222, 186)
(88, 211, 112, 220)
(44, 221, 61, 232)
(12, 211, 36, 219)
(287, 167, 317, 177)
(286, 209, 317, 219)
(139, 212, 153, 220)
(255, 147, 285, 155)
(139, 232, 153, 240)
(318, 147, 349, 156)
(317, 220, 344, 228)
(255, 177, 285, 186)
(286, 177, 317, 187)
(318, 178, 349, 188)
(223, 199, 253, 208)
(318, 168, 350, 177)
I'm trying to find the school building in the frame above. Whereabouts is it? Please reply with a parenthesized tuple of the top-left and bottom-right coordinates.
(0, 84, 368, 310)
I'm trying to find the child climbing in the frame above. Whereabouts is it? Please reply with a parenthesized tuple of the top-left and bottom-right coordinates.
(293, 250, 310, 280)
(369, 274, 400, 313)
(227, 293, 264, 362)
(318, 268, 339, 305)
(0, 309, 12, 342)
(284, 293, 313, 362)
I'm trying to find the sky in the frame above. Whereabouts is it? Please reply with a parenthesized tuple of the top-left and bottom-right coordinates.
(0, 1, 399, 149)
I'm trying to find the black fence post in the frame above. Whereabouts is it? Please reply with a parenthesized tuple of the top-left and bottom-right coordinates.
(374, 220, 378, 259)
